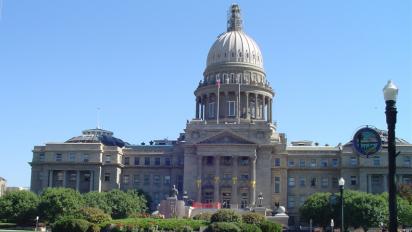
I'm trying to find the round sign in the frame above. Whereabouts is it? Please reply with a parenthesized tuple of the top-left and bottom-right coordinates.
(352, 127, 382, 157)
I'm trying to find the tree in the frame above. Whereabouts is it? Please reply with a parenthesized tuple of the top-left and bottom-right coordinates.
(299, 192, 335, 227)
(398, 184, 412, 204)
(105, 189, 147, 219)
(0, 190, 39, 225)
(398, 198, 412, 227)
(83, 191, 111, 214)
(38, 188, 85, 223)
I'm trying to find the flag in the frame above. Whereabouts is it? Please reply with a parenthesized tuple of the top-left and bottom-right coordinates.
(216, 79, 221, 88)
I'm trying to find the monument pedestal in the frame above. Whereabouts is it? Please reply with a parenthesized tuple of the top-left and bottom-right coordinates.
(158, 197, 186, 218)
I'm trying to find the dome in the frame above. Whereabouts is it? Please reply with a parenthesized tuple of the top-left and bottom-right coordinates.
(65, 128, 127, 147)
(206, 4, 264, 70)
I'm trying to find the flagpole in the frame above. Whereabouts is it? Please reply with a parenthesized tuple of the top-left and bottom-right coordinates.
(216, 79, 220, 124)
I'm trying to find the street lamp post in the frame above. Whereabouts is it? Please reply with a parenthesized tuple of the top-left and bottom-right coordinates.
(383, 80, 399, 232)
(338, 177, 345, 232)
(331, 219, 334, 232)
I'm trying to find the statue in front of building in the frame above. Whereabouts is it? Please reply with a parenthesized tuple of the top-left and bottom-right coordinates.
(169, 185, 179, 198)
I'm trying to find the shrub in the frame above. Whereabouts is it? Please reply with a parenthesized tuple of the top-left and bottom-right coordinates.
(78, 207, 112, 224)
(210, 209, 242, 223)
(238, 223, 262, 232)
(206, 222, 241, 232)
(103, 218, 208, 231)
(259, 221, 282, 232)
(52, 218, 91, 232)
(87, 224, 101, 232)
(176, 225, 194, 232)
(242, 213, 265, 225)
(0, 190, 39, 225)
(192, 212, 212, 221)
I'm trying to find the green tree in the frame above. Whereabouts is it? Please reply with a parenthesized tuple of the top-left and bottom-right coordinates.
(105, 189, 147, 219)
(0, 190, 39, 225)
(398, 199, 412, 227)
(210, 209, 242, 223)
(83, 191, 111, 214)
(398, 184, 412, 204)
(299, 192, 335, 227)
(38, 188, 84, 223)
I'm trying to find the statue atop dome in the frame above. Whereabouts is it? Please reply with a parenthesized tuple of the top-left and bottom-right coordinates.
(227, 4, 243, 32)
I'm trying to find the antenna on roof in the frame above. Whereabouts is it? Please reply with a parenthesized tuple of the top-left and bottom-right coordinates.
(97, 107, 101, 129)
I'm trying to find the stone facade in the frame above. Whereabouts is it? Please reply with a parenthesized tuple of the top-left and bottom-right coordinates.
(29, 4, 412, 226)
(0, 177, 6, 197)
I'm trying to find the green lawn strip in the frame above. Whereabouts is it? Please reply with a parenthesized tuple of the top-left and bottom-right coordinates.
(105, 218, 208, 230)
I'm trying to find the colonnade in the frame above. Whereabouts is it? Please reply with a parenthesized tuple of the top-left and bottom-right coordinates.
(48, 169, 94, 192)
(195, 155, 257, 207)
(195, 91, 272, 123)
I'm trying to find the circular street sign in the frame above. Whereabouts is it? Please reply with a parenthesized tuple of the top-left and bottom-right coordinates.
(352, 127, 382, 157)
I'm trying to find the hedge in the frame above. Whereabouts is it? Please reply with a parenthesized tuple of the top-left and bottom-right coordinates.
(206, 222, 241, 232)
(103, 218, 208, 231)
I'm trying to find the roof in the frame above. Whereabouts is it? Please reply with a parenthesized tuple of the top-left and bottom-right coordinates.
(65, 128, 127, 148)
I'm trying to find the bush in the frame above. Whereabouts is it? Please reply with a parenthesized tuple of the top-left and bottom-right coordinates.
(103, 218, 208, 231)
(206, 222, 241, 232)
(259, 221, 282, 232)
(77, 207, 112, 224)
(192, 212, 212, 221)
(52, 218, 91, 232)
(242, 213, 265, 225)
(238, 223, 262, 232)
(210, 209, 242, 223)
(87, 224, 101, 232)
(176, 225, 194, 232)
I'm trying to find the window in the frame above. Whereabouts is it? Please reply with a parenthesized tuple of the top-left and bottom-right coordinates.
(57, 172, 64, 181)
(223, 173, 231, 181)
(332, 177, 338, 187)
(134, 157, 140, 165)
(373, 156, 380, 166)
(38, 172, 44, 181)
(69, 173, 76, 181)
(55, 153, 62, 162)
(165, 157, 171, 166)
(288, 177, 295, 187)
(133, 175, 140, 186)
(228, 101, 236, 116)
(240, 157, 249, 166)
(274, 158, 280, 167)
(69, 153, 76, 161)
(124, 157, 130, 165)
(288, 159, 295, 167)
(155, 157, 161, 166)
(164, 176, 171, 185)
(404, 157, 411, 167)
(300, 196, 306, 206)
(320, 159, 328, 167)
(123, 175, 129, 185)
(240, 174, 249, 181)
(153, 175, 160, 185)
(274, 176, 281, 193)
(105, 155, 111, 164)
(332, 158, 339, 167)
(299, 177, 306, 187)
(350, 176, 357, 186)
(208, 102, 215, 117)
(39, 153, 45, 161)
(206, 156, 214, 166)
(104, 173, 110, 182)
(350, 157, 357, 166)
(222, 156, 232, 166)
(143, 175, 150, 185)
(83, 154, 89, 162)
(288, 196, 295, 208)
(310, 159, 317, 167)
(321, 177, 328, 188)
(299, 159, 305, 168)
(144, 157, 150, 165)
(310, 177, 317, 187)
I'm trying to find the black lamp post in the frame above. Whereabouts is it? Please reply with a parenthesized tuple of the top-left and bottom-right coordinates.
(383, 80, 399, 232)
(338, 177, 345, 232)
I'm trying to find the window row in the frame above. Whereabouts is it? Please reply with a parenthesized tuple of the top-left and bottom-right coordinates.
(287, 176, 357, 188)
(104, 173, 172, 186)
(123, 156, 182, 166)
(281, 158, 340, 168)
(44, 153, 92, 162)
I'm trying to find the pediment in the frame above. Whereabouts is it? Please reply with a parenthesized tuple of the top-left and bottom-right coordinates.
(197, 131, 255, 145)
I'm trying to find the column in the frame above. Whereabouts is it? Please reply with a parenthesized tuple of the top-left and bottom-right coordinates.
(196, 98, 200, 119)
(367, 175, 372, 193)
(250, 154, 257, 206)
(237, 89, 240, 122)
(200, 97, 204, 120)
(255, 94, 258, 119)
(262, 96, 266, 120)
(48, 170, 53, 187)
(89, 171, 94, 191)
(383, 174, 388, 192)
(268, 99, 272, 123)
(63, 170, 67, 188)
(197, 156, 202, 202)
(214, 156, 220, 203)
(231, 156, 238, 208)
(246, 92, 250, 119)
(76, 170, 80, 191)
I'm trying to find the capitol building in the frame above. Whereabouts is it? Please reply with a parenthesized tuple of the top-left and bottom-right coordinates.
(30, 4, 412, 225)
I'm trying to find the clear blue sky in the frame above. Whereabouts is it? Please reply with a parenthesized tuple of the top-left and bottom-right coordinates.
(0, 0, 411, 187)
